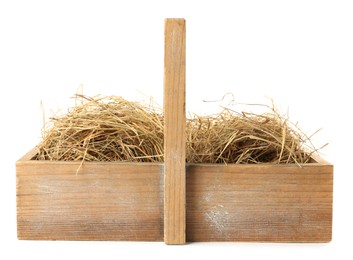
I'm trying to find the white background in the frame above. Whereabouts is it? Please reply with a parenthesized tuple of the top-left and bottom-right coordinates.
(0, 0, 352, 259)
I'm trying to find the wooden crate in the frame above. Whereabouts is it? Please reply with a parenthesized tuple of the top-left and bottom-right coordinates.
(17, 149, 332, 242)
(17, 149, 164, 241)
(16, 19, 333, 244)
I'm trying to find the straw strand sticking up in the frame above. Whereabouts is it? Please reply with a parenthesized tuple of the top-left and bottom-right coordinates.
(35, 95, 320, 164)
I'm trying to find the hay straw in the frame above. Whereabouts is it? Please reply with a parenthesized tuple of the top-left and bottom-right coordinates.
(36, 95, 164, 162)
(35, 94, 322, 164)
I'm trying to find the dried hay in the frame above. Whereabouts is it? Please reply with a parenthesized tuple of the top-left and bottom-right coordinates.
(35, 94, 323, 164)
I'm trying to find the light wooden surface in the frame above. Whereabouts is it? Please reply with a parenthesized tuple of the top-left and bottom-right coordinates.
(163, 18, 186, 245)
(15, 18, 333, 243)
(17, 158, 164, 241)
(186, 163, 333, 242)
(17, 149, 332, 242)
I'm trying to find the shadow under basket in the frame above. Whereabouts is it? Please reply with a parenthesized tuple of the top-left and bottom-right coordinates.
(16, 148, 333, 242)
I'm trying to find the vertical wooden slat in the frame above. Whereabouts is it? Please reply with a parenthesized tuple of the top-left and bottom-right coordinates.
(163, 18, 186, 245)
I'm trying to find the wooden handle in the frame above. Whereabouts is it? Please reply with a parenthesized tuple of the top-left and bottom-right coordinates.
(163, 18, 186, 245)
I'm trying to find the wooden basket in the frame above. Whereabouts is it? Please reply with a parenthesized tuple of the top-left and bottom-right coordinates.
(16, 19, 333, 244)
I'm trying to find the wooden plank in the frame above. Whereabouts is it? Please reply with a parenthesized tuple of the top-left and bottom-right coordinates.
(17, 148, 332, 242)
(18, 147, 39, 161)
(163, 18, 186, 245)
(16, 161, 164, 241)
(186, 163, 333, 242)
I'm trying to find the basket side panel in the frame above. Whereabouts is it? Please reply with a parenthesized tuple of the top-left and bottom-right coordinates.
(16, 161, 164, 241)
(186, 164, 333, 242)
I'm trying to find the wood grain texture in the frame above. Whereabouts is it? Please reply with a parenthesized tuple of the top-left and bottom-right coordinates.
(186, 163, 333, 242)
(17, 149, 332, 242)
(163, 18, 186, 245)
(17, 157, 164, 241)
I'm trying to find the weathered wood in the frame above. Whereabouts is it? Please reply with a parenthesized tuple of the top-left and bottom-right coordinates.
(163, 18, 186, 245)
(16, 154, 164, 241)
(17, 149, 332, 242)
(186, 163, 333, 242)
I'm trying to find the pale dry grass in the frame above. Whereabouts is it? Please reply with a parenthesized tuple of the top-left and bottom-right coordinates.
(35, 95, 322, 164)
